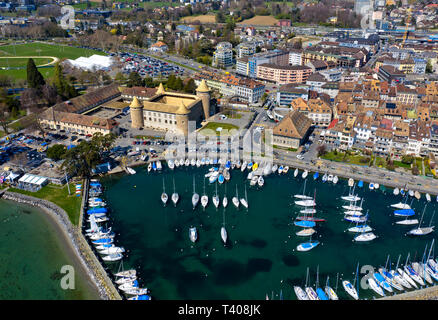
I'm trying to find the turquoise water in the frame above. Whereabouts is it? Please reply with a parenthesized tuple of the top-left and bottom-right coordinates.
(0, 200, 100, 300)
(101, 165, 438, 300)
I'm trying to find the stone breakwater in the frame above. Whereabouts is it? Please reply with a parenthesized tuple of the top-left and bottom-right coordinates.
(2, 191, 121, 300)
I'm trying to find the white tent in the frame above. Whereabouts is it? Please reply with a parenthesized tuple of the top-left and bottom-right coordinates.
(67, 55, 113, 71)
(18, 173, 49, 191)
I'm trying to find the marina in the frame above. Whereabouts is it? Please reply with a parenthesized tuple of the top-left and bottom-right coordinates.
(97, 159, 438, 300)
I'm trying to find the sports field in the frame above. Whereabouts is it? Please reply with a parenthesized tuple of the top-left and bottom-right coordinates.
(0, 42, 105, 80)
(181, 14, 216, 23)
(239, 15, 279, 26)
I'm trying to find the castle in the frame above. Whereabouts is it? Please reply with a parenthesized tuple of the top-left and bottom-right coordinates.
(130, 80, 211, 136)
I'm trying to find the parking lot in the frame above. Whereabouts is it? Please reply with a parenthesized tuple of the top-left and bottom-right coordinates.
(115, 52, 185, 78)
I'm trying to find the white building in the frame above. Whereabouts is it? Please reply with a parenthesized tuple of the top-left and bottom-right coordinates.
(213, 42, 233, 68)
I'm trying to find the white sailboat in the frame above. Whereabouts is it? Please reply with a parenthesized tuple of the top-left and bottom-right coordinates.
(295, 199, 316, 207)
(294, 286, 309, 300)
(257, 175, 264, 187)
(294, 179, 312, 200)
(241, 160, 247, 172)
(240, 186, 248, 209)
(407, 207, 434, 236)
(213, 182, 220, 209)
(333, 175, 339, 184)
(168, 159, 175, 170)
(304, 268, 319, 300)
(393, 187, 400, 195)
(147, 162, 152, 173)
(185, 159, 190, 166)
(221, 209, 227, 244)
(232, 185, 239, 208)
(201, 178, 208, 210)
(302, 170, 308, 179)
(223, 185, 228, 208)
(191, 158, 196, 166)
(192, 176, 199, 209)
(348, 178, 354, 187)
(343, 263, 359, 300)
(161, 178, 168, 206)
(171, 178, 179, 207)
(294, 168, 299, 177)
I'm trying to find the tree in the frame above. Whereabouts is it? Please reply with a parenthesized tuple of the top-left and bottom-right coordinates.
(61, 133, 116, 178)
(53, 63, 77, 99)
(317, 144, 327, 157)
(127, 72, 143, 87)
(26, 58, 45, 89)
(46, 144, 67, 161)
(426, 59, 434, 74)
(183, 78, 196, 94)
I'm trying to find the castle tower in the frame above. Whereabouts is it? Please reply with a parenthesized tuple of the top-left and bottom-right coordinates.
(176, 100, 190, 136)
(156, 83, 165, 95)
(196, 80, 211, 120)
(130, 97, 144, 129)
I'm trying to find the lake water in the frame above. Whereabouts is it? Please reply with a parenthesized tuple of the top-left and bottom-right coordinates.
(0, 199, 100, 300)
(100, 165, 438, 300)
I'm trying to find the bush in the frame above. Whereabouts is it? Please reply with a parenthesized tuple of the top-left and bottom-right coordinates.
(46, 144, 66, 161)
(412, 165, 420, 175)
(359, 157, 370, 164)
(402, 155, 414, 165)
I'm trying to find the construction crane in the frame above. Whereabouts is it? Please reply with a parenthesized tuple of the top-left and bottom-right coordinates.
(401, 8, 412, 48)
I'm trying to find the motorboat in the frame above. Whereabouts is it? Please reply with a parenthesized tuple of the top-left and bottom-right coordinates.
(333, 176, 338, 184)
(189, 227, 197, 243)
(250, 175, 258, 186)
(293, 286, 309, 300)
(156, 161, 162, 171)
(278, 165, 283, 174)
(302, 170, 308, 179)
(240, 198, 248, 209)
(322, 173, 327, 182)
(393, 187, 400, 195)
(201, 195, 208, 209)
(313, 172, 319, 180)
(348, 178, 354, 187)
(168, 159, 175, 170)
(196, 159, 201, 167)
(426, 193, 431, 202)
(354, 232, 377, 242)
(283, 166, 289, 174)
(102, 253, 123, 262)
(247, 162, 253, 170)
(241, 161, 247, 172)
(369, 183, 374, 190)
(327, 174, 333, 182)
(374, 183, 380, 189)
(191, 159, 196, 166)
(185, 159, 190, 166)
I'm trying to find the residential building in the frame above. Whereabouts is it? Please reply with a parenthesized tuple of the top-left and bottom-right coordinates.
(237, 41, 257, 59)
(292, 98, 332, 128)
(256, 64, 313, 85)
(213, 42, 233, 68)
(276, 84, 309, 106)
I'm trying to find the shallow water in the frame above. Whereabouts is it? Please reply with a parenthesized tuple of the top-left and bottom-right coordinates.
(0, 199, 100, 300)
(101, 165, 438, 300)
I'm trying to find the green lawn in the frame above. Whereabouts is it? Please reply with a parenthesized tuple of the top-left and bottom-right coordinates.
(321, 151, 371, 166)
(143, 1, 181, 8)
(200, 122, 239, 136)
(0, 57, 52, 68)
(0, 42, 105, 80)
(9, 183, 82, 225)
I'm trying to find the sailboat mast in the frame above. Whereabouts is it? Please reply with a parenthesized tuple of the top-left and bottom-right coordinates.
(335, 273, 339, 291)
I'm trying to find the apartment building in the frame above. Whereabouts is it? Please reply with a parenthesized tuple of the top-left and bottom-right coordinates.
(256, 64, 313, 85)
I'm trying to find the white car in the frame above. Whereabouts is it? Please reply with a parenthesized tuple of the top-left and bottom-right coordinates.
(296, 154, 304, 160)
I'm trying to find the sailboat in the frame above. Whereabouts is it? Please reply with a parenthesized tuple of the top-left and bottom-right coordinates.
(257, 175, 264, 187)
(294, 168, 299, 177)
(201, 179, 208, 210)
(348, 178, 354, 187)
(426, 193, 431, 202)
(393, 187, 400, 195)
(221, 210, 227, 244)
(342, 263, 359, 300)
(368, 276, 385, 297)
(403, 253, 425, 286)
(168, 159, 175, 170)
(171, 178, 179, 207)
(240, 186, 248, 209)
(293, 286, 309, 300)
(322, 172, 328, 182)
(294, 179, 312, 200)
(333, 175, 338, 184)
(407, 207, 435, 236)
(304, 268, 319, 300)
(315, 266, 329, 300)
(397, 254, 418, 289)
(189, 227, 197, 243)
(302, 170, 308, 179)
(313, 172, 319, 180)
(232, 185, 239, 208)
(213, 182, 220, 209)
(147, 162, 152, 173)
(192, 176, 199, 209)
(223, 185, 228, 208)
(297, 234, 320, 252)
(341, 184, 360, 202)
(354, 225, 377, 242)
(325, 274, 339, 300)
(161, 178, 168, 206)
(296, 190, 325, 222)
(390, 255, 412, 289)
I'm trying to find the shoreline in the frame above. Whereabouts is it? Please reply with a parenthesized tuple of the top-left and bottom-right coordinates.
(2, 190, 121, 300)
